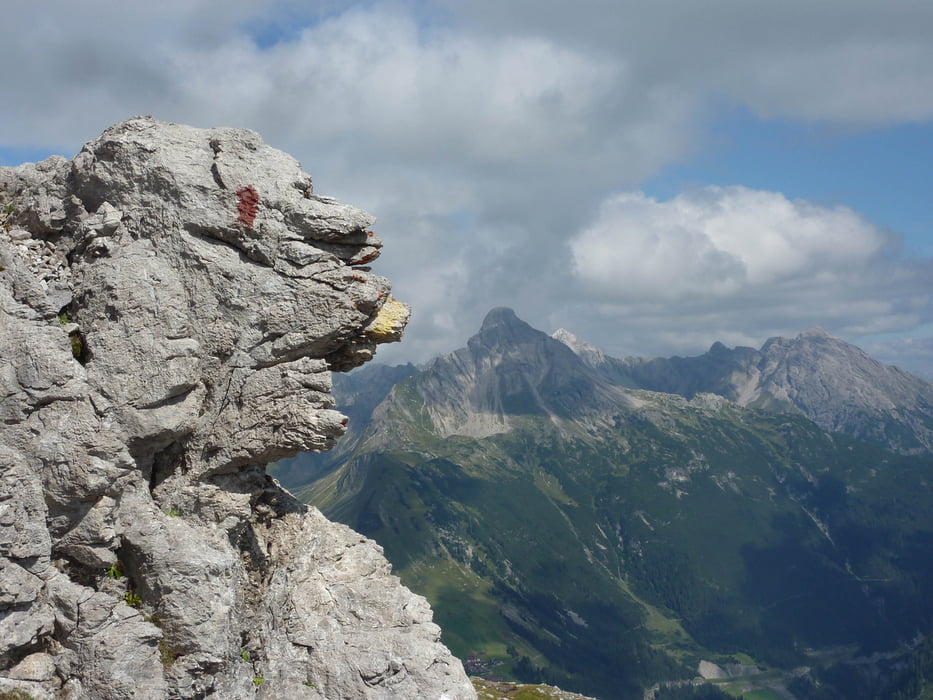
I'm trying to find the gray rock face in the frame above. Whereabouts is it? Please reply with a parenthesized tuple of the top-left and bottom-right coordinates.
(0, 118, 473, 699)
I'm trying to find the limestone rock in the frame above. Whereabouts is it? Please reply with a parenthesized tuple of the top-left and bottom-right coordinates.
(0, 118, 473, 699)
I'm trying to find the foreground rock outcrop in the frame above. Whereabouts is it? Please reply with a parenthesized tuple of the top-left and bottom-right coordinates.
(0, 118, 474, 699)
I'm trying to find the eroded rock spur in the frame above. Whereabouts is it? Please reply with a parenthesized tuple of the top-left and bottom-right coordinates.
(0, 118, 474, 700)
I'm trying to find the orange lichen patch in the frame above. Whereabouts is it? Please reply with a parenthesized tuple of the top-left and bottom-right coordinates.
(356, 250, 379, 265)
(236, 186, 260, 229)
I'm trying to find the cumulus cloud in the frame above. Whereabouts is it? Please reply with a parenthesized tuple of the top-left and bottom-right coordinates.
(176, 8, 618, 155)
(562, 186, 932, 368)
(570, 187, 891, 300)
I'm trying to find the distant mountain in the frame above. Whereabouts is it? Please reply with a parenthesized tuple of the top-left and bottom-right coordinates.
(291, 309, 933, 699)
(371, 307, 638, 439)
(553, 326, 933, 454)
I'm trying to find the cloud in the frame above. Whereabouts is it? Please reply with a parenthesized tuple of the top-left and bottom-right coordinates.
(1, 0, 932, 375)
(0, 0, 272, 148)
(5, 0, 932, 163)
(562, 186, 932, 362)
(570, 187, 890, 300)
(443, 0, 933, 126)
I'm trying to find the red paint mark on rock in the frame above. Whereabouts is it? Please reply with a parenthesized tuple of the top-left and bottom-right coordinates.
(236, 186, 260, 229)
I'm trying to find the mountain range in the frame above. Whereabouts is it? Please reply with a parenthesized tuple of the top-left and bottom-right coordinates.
(277, 308, 933, 700)
(555, 323, 933, 455)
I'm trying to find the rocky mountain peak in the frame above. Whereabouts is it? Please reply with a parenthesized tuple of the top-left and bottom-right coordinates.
(480, 305, 521, 329)
(708, 340, 731, 355)
(469, 306, 545, 356)
(799, 326, 831, 339)
(462, 309, 609, 385)
(373, 310, 635, 442)
(0, 119, 473, 699)
(551, 327, 577, 344)
(753, 327, 933, 447)
(552, 328, 608, 367)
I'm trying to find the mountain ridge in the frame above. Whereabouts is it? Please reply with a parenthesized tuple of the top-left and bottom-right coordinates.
(371, 306, 639, 442)
(550, 320, 933, 454)
(280, 309, 933, 484)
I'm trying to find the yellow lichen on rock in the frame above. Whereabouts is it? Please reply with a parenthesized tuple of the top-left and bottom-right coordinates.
(365, 297, 411, 341)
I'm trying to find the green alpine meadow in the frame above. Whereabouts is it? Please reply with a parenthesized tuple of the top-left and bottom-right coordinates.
(278, 309, 933, 700)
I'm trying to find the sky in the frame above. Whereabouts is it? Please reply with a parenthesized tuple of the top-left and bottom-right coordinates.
(2, 1, 932, 377)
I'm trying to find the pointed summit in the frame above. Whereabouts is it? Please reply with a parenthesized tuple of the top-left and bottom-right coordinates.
(469, 307, 545, 357)
(480, 306, 521, 330)
(398, 308, 635, 438)
(799, 326, 831, 339)
(709, 341, 730, 355)
(579, 327, 933, 454)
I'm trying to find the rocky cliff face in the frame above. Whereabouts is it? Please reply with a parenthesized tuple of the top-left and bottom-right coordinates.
(0, 118, 474, 699)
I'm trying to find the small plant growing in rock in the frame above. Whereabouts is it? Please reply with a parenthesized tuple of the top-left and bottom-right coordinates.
(303, 681, 317, 688)
(239, 648, 250, 661)
(158, 638, 178, 667)
(252, 676, 266, 687)
(68, 332, 83, 360)
(58, 311, 71, 324)
(0, 690, 37, 700)
(163, 507, 182, 517)
(105, 561, 123, 579)
(1, 202, 13, 232)
(123, 591, 143, 608)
